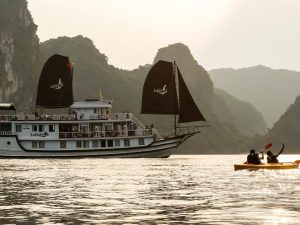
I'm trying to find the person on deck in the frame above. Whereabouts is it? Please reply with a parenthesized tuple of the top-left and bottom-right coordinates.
(267, 143, 285, 163)
(247, 149, 264, 165)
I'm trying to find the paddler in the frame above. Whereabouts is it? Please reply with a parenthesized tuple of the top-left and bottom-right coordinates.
(266, 143, 285, 163)
(247, 149, 264, 164)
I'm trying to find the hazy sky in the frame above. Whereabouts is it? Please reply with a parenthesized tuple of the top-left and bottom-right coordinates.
(27, 0, 300, 71)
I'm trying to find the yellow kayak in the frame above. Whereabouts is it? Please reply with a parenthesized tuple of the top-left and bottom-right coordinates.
(234, 163, 299, 170)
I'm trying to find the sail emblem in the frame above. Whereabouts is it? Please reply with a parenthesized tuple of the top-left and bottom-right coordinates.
(50, 78, 63, 90)
(154, 85, 167, 95)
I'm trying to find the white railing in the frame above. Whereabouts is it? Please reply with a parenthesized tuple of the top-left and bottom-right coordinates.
(0, 113, 132, 121)
(0, 131, 15, 135)
(58, 129, 153, 139)
(89, 113, 132, 120)
(131, 114, 163, 140)
(110, 113, 132, 120)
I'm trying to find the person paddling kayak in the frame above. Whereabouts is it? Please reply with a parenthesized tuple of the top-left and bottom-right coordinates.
(267, 143, 285, 163)
(247, 149, 264, 164)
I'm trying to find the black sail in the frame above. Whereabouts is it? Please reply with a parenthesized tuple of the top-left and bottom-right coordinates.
(141, 60, 179, 114)
(177, 68, 206, 123)
(36, 54, 74, 108)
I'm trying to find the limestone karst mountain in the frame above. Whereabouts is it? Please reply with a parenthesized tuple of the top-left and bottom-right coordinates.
(209, 66, 300, 128)
(42, 38, 265, 153)
(0, 0, 270, 153)
(214, 88, 267, 136)
(0, 0, 42, 112)
(262, 96, 300, 153)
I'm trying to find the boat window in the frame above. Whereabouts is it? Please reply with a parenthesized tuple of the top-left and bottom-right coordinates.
(138, 138, 145, 145)
(49, 125, 55, 132)
(107, 140, 113, 147)
(101, 140, 106, 147)
(92, 140, 99, 148)
(60, 141, 66, 148)
(76, 141, 82, 148)
(32, 141, 38, 148)
(79, 124, 89, 133)
(115, 140, 120, 147)
(39, 141, 45, 148)
(0, 123, 12, 131)
(83, 141, 89, 148)
(32, 125, 37, 132)
(124, 139, 130, 147)
(16, 125, 22, 132)
(39, 125, 44, 132)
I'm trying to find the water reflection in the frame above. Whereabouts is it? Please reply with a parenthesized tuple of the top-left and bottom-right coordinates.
(0, 155, 299, 224)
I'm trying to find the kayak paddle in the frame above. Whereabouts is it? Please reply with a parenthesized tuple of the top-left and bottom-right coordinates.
(262, 143, 272, 151)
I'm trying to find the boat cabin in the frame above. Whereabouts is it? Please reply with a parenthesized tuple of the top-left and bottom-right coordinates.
(0, 100, 155, 151)
(70, 99, 112, 120)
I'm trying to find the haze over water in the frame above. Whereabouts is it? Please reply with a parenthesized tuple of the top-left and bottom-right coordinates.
(0, 155, 299, 224)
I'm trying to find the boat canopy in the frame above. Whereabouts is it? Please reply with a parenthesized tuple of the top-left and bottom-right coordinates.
(141, 60, 206, 123)
(36, 54, 74, 108)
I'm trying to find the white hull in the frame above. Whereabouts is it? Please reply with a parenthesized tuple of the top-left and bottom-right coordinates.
(0, 134, 191, 158)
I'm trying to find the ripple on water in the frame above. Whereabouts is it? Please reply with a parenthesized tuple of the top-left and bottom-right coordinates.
(0, 155, 299, 224)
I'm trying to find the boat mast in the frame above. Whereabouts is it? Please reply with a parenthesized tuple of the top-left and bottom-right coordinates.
(173, 60, 178, 136)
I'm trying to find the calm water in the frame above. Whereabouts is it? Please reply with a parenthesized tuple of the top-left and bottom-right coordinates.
(0, 155, 300, 224)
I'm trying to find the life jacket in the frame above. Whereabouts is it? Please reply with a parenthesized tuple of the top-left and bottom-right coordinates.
(247, 153, 261, 165)
(267, 155, 279, 163)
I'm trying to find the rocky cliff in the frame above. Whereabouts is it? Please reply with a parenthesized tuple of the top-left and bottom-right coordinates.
(262, 96, 300, 153)
(0, 0, 41, 112)
(214, 88, 267, 136)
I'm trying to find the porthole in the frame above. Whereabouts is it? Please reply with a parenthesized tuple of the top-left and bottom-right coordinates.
(7, 141, 11, 145)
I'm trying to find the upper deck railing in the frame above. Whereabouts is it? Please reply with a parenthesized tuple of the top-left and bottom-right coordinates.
(0, 131, 15, 136)
(0, 113, 132, 122)
(58, 128, 154, 139)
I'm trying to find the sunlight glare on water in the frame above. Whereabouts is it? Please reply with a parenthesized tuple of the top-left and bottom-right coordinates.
(0, 155, 299, 224)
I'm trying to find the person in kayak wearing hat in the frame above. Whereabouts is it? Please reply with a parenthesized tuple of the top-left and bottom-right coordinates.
(266, 143, 285, 163)
(247, 149, 264, 164)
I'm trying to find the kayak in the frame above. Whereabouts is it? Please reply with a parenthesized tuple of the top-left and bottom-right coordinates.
(234, 163, 299, 170)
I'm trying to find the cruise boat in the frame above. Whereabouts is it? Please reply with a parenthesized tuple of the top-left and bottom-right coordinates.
(0, 55, 206, 158)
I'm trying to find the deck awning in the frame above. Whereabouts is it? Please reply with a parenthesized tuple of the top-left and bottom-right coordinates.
(0, 103, 16, 110)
